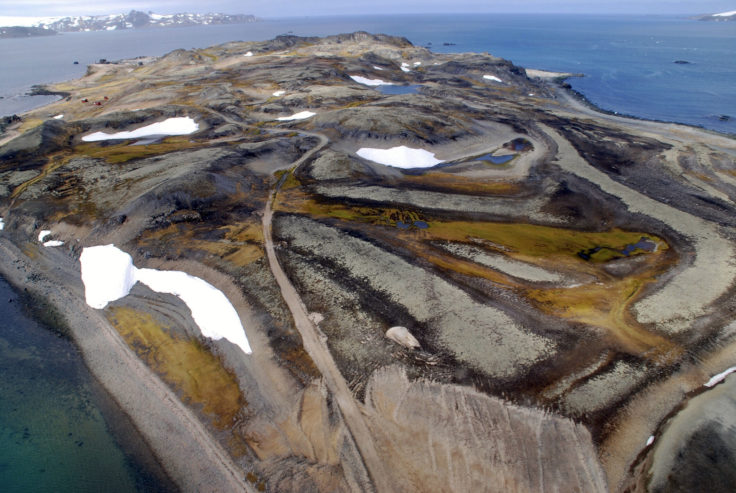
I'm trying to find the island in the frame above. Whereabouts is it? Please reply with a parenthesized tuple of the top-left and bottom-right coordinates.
(1, 32, 735, 492)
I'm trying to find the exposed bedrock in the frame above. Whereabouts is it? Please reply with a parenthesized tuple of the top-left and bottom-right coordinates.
(364, 366, 608, 492)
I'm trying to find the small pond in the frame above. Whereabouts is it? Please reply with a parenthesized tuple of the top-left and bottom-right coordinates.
(376, 84, 422, 95)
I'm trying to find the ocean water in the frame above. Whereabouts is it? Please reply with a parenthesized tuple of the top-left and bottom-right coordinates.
(0, 14, 734, 134)
(0, 277, 174, 492)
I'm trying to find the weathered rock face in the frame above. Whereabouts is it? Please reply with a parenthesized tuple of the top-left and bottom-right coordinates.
(1, 32, 736, 493)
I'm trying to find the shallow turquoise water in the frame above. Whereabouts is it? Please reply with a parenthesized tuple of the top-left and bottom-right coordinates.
(0, 277, 172, 492)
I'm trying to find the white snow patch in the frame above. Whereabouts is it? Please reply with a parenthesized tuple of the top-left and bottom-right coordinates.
(79, 245, 251, 354)
(356, 146, 443, 169)
(714, 10, 736, 16)
(81, 117, 198, 142)
(704, 366, 736, 387)
(483, 74, 503, 83)
(53, 114, 64, 120)
(38, 230, 51, 242)
(272, 90, 286, 97)
(400, 62, 411, 73)
(373, 65, 384, 71)
(350, 75, 394, 86)
(0, 218, 4, 231)
(44, 240, 64, 247)
(244, 51, 253, 57)
(276, 111, 315, 121)
(413, 61, 421, 66)
(646, 435, 655, 446)
(80, 245, 138, 310)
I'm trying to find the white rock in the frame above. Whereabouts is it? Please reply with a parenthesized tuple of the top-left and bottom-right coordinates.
(386, 326, 421, 349)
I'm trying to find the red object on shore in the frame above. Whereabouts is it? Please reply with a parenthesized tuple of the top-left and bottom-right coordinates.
(103, 96, 109, 100)
(94, 101, 102, 106)
(81, 98, 88, 103)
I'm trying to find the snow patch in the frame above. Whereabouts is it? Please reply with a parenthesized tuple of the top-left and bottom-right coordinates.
(81, 117, 198, 142)
(79, 245, 251, 355)
(350, 75, 394, 86)
(276, 111, 315, 121)
(400, 62, 411, 73)
(646, 435, 655, 446)
(483, 74, 503, 83)
(356, 146, 443, 169)
(704, 366, 736, 387)
(38, 230, 51, 242)
(53, 114, 64, 120)
(272, 90, 286, 96)
(0, 218, 4, 231)
(372, 65, 384, 71)
(413, 61, 421, 66)
(44, 240, 64, 247)
(244, 51, 253, 57)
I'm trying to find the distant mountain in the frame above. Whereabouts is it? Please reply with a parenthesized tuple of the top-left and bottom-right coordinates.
(0, 26, 57, 38)
(5, 11, 256, 33)
(697, 10, 736, 21)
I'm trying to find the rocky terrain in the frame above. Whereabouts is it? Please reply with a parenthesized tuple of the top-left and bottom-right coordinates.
(1, 32, 735, 492)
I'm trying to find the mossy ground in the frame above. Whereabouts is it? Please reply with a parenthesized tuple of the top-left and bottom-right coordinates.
(106, 306, 247, 430)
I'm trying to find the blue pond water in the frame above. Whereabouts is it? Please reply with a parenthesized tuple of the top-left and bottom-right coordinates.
(475, 153, 516, 165)
(376, 84, 421, 95)
(396, 220, 429, 229)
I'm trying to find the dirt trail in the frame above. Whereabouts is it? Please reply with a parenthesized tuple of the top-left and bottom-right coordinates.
(261, 131, 395, 493)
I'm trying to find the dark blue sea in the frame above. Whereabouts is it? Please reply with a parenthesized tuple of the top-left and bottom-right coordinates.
(0, 14, 734, 134)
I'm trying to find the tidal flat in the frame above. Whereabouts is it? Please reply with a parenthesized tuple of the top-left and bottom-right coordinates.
(0, 32, 735, 492)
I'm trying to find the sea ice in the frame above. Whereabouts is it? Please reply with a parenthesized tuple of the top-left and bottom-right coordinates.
(79, 245, 252, 354)
(356, 146, 443, 169)
(483, 75, 503, 83)
(81, 117, 199, 142)
(276, 111, 315, 121)
(704, 366, 736, 387)
(350, 75, 394, 86)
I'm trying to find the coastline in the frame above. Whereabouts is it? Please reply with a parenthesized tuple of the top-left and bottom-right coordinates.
(1, 31, 735, 492)
(0, 238, 253, 492)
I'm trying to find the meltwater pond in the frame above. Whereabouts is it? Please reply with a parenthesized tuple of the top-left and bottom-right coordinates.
(376, 84, 422, 95)
(0, 277, 175, 493)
